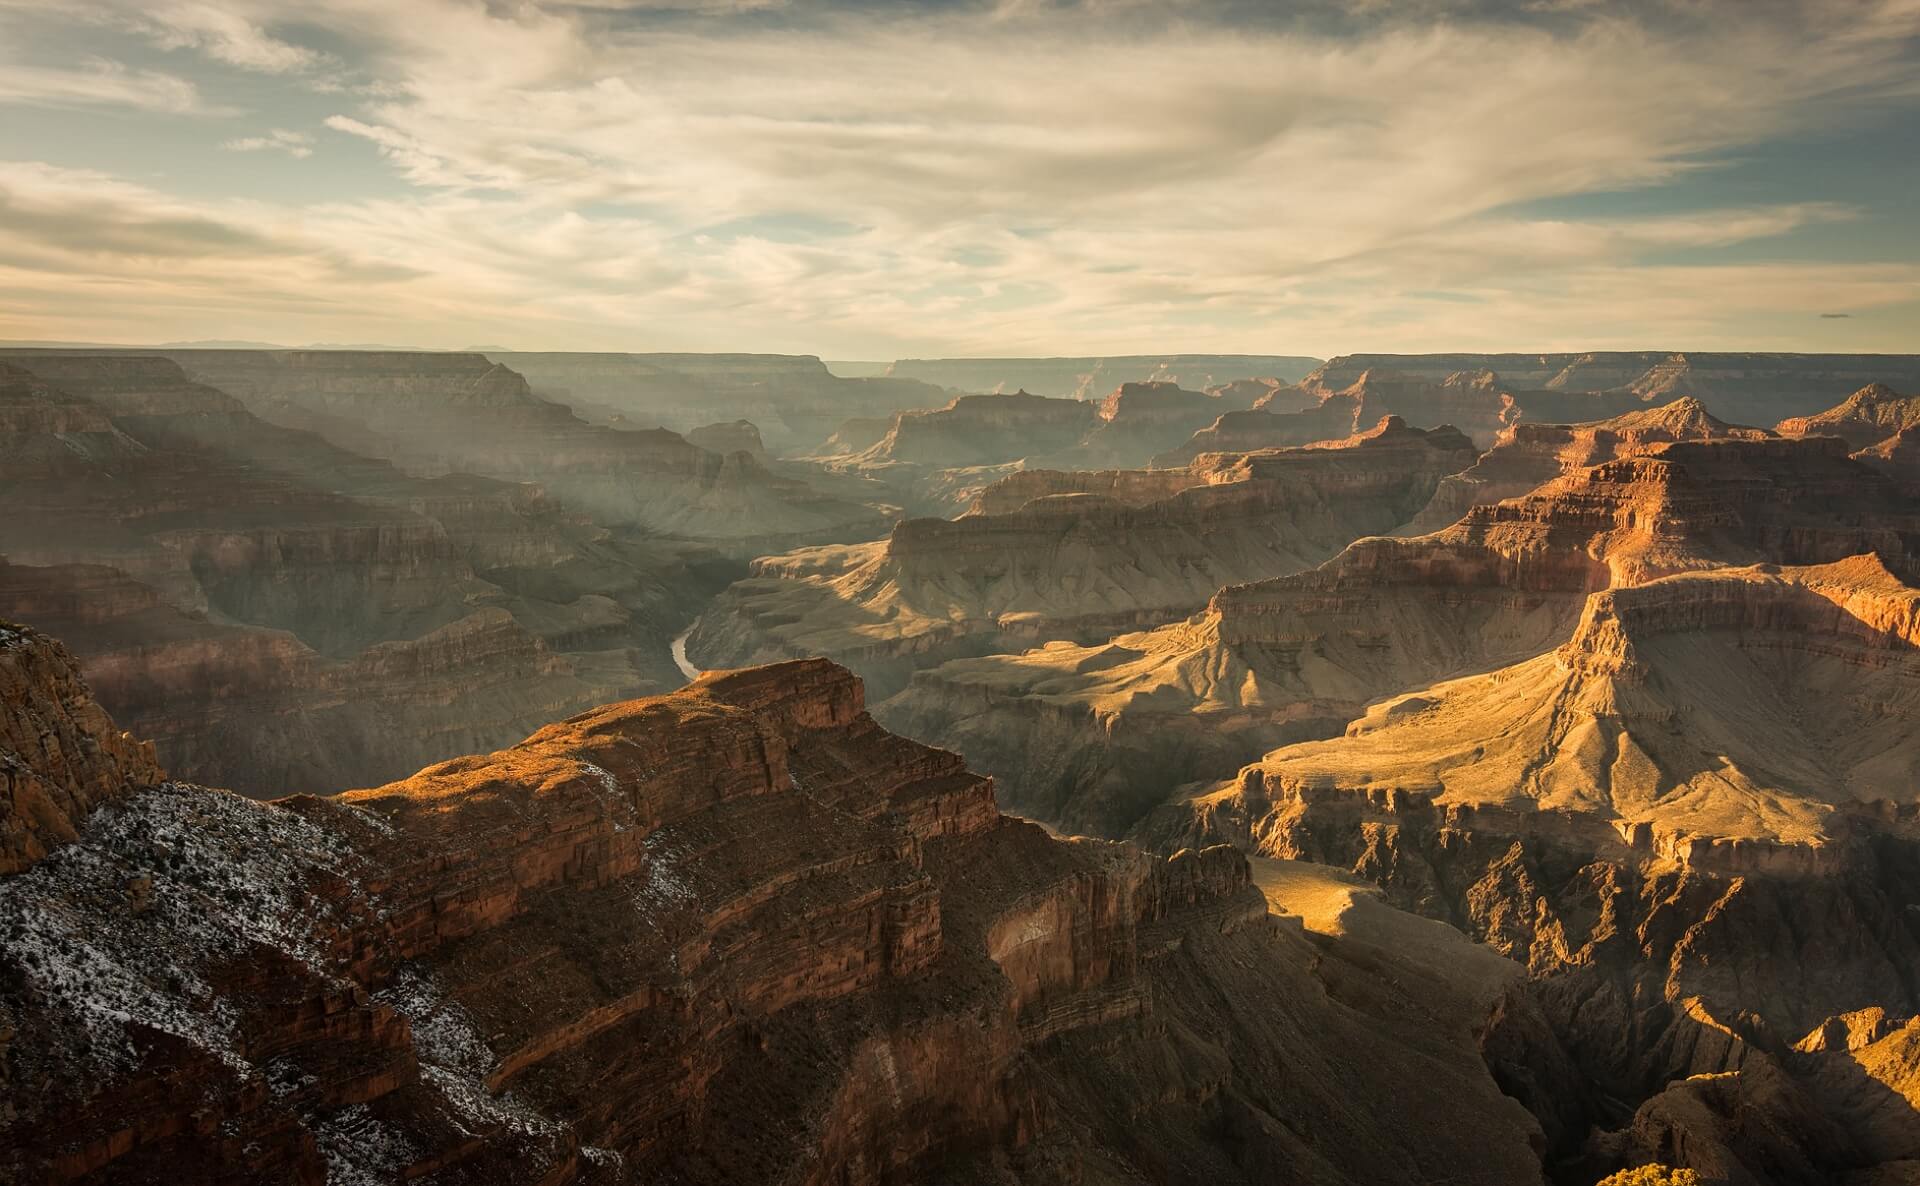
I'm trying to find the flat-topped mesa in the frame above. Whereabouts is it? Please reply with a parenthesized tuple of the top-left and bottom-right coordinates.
(0, 622, 161, 873)
(1199, 556, 1920, 855)
(689, 419, 1476, 700)
(1404, 397, 1775, 533)
(1777, 383, 1920, 450)
(860, 390, 1102, 467)
(0, 643, 1545, 1186)
(1563, 554, 1920, 678)
(0, 353, 248, 419)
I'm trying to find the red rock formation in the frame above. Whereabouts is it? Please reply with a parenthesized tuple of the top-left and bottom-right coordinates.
(1777, 383, 1920, 450)
(883, 435, 1920, 835)
(691, 419, 1476, 700)
(0, 636, 1545, 1186)
(1402, 397, 1772, 534)
(0, 622, 161, 873)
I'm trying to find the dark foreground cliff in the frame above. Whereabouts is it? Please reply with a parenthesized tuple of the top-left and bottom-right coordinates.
(0, 623, 1545, 1186)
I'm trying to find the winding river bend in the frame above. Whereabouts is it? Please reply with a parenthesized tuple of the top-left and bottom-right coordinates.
(670, 625, 702, 681)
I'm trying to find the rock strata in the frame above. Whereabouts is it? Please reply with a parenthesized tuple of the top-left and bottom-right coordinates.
(0, 633, 1545, 1186)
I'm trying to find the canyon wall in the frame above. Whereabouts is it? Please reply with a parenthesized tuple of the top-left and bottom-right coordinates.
(0, 631, 1546, 1185)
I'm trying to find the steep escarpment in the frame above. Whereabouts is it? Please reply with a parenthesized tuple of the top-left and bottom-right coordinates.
(0, 355, 738, 793)
(1403, 397, 1773, 533)
(0, 637, 1544, 1186)
(145, 349, 892, 555)
(490, 351, 946, 453)
(0, 622, 161, 872)
(689, 419, 1477, 700)
(1778, 383, 1920, 450)
(1138, 557, 1920, 1183)
(883, 435, 1920, 835)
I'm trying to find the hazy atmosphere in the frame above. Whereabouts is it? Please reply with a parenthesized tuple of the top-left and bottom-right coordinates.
(2, 0, 1917, 355)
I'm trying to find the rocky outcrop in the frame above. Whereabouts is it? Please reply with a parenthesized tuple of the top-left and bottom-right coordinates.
(134, 349, 892, 555)
(882, 435, 1920, 835)
(859, 391, 1102, 468)
(1115, 554, 1920, 1182)
(0, 642, 1545, 1186)
(1778, 383, 1920, 450)
(683, 418, 766, 457)
(0, 622, 161, 873)
(690, 419, 1477, 701)
(1150, 397, 1364, 467)
(880, 354, 1321, 399)
(1403, 397, 1773, 533)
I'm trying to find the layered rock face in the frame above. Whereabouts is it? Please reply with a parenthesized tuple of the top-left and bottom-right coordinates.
(0, 354, 738, 793)
(1402, 397, 1774, 533)
(1150, 397, 1365, 467)
(883, 434, 1920, 835)
(880, 354, 1321, 399)
(139, 349, 892, 556)
(0, 634, 1546, 1186)
(1777, 383, 1920, 450)
(1141, 556, 1920, 1183)
(687, 419, 1477, 701)
(487, 351, 946, 454)
(0, 622, 161, 873)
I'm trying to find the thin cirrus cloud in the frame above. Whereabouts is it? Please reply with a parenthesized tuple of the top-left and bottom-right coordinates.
(222, 128, 314, 157)
(0, 0, 1915, 355)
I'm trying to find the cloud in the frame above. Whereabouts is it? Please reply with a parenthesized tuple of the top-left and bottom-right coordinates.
(222, 128, 314, 157)
(0, 57, 208, 114)
(126, 2, 324, 73)
(0, 0, 1918, 353)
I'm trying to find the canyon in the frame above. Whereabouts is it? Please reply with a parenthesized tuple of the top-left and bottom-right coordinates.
(687, 417, 1477, 700)
(9, 346, 1920, 1185)
(0, 621, 1548, 1186)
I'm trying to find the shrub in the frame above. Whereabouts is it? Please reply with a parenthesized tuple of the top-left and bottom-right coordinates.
(1597, 1168, 1703, 1186)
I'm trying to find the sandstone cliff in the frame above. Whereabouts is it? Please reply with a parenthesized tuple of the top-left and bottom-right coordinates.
(0, 633, 1545, 1185)
(689, 419, 1477, 701)
(882, 435, 1920, 835)
(1777, 383, 1920, 450)
(1133, 555, 1920, 1183)
(1402, 397, 1773, 534)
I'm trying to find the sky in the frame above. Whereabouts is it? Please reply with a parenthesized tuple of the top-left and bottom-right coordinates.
(0, 0, 1916, 359)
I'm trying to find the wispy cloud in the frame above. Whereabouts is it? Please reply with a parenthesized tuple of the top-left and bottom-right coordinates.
(0, 0, 1917, 353)
(222, 127, 314, 157)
